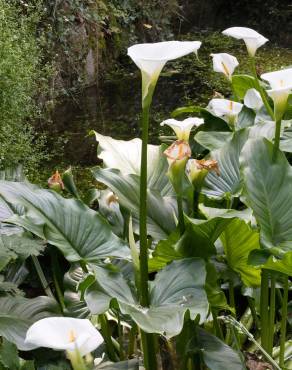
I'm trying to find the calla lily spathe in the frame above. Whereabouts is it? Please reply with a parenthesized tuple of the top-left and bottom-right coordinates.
(207, 98, 243, 125)
(25, 317, 104, 356)
(211, 53, 239, 79)
(261, 68, 292, 120)
(244, 88, 263, 111)
(222, 27, 268, 57)
(160, 117, 204, 141)
(128, 41, 201, 103)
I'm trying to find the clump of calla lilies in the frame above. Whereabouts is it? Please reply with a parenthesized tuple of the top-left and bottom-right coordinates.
(8, 26, 292, 370)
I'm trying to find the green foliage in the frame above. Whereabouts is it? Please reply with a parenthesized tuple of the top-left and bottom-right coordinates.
(0, 0, 48, 174)
(0, 181, 129, 263)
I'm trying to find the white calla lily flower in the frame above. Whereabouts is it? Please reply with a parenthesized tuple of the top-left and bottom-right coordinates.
(128, 41, 201, 104)
(160, 117, 204, 141)
(211, 53, 239, 79)
(261, 68, 292, 121)
(207, 98, 243, 125)
(25, 317, 104, 357)
(244, 88, 263, 111)
(222, 27, 268, 57)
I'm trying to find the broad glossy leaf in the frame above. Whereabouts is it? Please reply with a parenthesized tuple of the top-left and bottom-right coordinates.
(248, 120, 275, 141)
(96, 359, 139, 369)
(221, 219, 261, 286)
(240, 138, 292, 250)
(0, 339, 19, 370)
(197, 328, 244, 370)
(0, 182, 129, 262)
(205, 262, 229, 310)
(202, 129, 248, 199)
(149, 216, 235, 271)
(249, 250, 292, 276)
(237, 107, 255, 129)
(92, 168, 177, 239)
(231, 74, 257, 99)
(200, 205, 253, 223)
(0, 296, 60, 350)
(195, 131, 233, 151)
(86, 259, 208, 338)
(63, 266, 89, 318)
(176, 216, 234, 258)
(280, 127, 292, 152)
(0, 232, 44, 272)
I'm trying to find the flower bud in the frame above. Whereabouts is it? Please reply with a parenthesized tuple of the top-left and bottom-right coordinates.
(164, 140, 191, 194)
(186, 159, 219, 190)
(48, 170, 64, 192)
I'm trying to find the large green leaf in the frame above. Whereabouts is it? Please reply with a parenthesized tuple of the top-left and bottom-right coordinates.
(197, 328, 244, 370)
(177, 319, 244, 370)
(96, 359, 139, 369)
(221, 219, 261, 286)
(195, 131, 233, 151)
(92, 168, 177, 239)
(63, 266, 89, 318)
(0, 296, 60, 350)
(0, 339, 20, 370)
(149, 215, 236, 271)
(236, 107, 255, 129)
(240, 138, 292, 250)
(200, 205, 253, 223)
(0, 232, 44, 272)
(86, 259, 208, 338)
(231, 74, 257, 99)
(0, 182, 129, 262)
(202, 129, 248, 199)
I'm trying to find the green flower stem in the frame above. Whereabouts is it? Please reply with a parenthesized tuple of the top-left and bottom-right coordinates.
(140, 330, 157, 370)
(139, 101, 151, 307)
(177, 194, 185, 235)
(99, 314, 118, 362)
(211, 309, 224, 340)
(139, 84, 158, 370)
(67, 350, 87, 370)
(273, 119, 282, 161)
(127, 324, 137, 358)
(268, 275, 276, 354)
(50, 250, 65, 312)
(260, 269, 270, 352)
(279, 276, 289, 368)
(31, 255, 55, 300)
(229, 280, 236, 312)
(117, 312, 125, 360)
(247, 297, 260, 330)
(250, 57, 274, 120)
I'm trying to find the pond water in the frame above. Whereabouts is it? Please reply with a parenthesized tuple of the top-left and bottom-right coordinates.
(51, 70, 213, 167)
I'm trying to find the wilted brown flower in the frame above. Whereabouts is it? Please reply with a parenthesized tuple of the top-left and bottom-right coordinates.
(48, 170, 64, 192)
(163, 140, 191, 164)
(190, 159, 220, 176)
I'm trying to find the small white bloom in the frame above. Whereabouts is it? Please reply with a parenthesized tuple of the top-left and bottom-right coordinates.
(261, 68, 292, 120)
(207, 99, 243, 124)
(25, 317, 104, 356)
(244, 88, 263, 111)
(222, 27, 268, 57)
(160, 117, 204, 141)
(211, 53, 239, 79)
(128, 41, 201, 102)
